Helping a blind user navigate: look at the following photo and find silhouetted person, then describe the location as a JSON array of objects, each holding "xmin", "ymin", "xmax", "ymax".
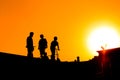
[
  {"xmin": 50, "ymin": 36, "xmax": 60, "ymax": 61},
  {"xmin": 26, "ymin": 32, "xmax": 34, "ymax": 59},
  {"xmin": 38, "ymin": 34, "xmax": 47, "ymax": 59}
]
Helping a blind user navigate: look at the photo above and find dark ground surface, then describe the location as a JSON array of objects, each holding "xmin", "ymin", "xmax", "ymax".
[{"xmin": 0, "ymin": 52, "xmax": 119, "ymax": 80}]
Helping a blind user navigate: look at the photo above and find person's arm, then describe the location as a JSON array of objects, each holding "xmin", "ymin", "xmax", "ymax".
[
  {"xmin": 57, "ymin": 43, "xmax": 60, "ymax": 50},
  {"xmin": 38, "ymin": 40, "xmax": 40, "ymax": 49},
  {"xmin": 45, "ymin": 39, "xmax": 48, "ymax": 48}
]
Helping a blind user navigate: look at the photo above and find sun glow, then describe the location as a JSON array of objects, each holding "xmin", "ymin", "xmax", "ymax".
[{"xmin": 87, "ymin": 25, "xmax": 120, "ymax": 56}]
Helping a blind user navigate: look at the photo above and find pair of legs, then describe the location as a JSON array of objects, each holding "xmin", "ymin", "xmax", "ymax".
[
  {"xmin": 27, "ymin": 48, "xmax": 34, "ymax": 63},
  {"xmin": 39, "ymin": 48, "xmax": 46, "ymax": 59},
  {"xmin": 51, "ymin": 49, "xmax": 55, "ymax": 61},
  {"xmin": 27, "ymin": 48, "xmax": 33, "ymax": 59}
]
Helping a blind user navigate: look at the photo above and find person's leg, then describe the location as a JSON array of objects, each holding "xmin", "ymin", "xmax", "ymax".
[
  {"xmin": 43, "ymin": 48, "xmax": 46, "ymax": 57},
  {"xmin": 27, "ymin": 48, "xmax": 33, "ymax": 58},
  {"xmin": 51, "ymin": 49, "xmax": 55, "ymax": 61},
  {"xmin": 27, "ymin": 48, "xmax": 33, "ymax": 63},
  {"xmin": 39, "ymin": 50, "xmax": 42, "ymax": 58},
  {"xmin": 40, "ymin": 49, "xmax": 45, "ymax": 59}
]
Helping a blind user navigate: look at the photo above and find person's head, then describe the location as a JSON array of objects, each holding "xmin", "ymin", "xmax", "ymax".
[
  {"xmin": 30, "ymin": 32, "xmax": 34, "ymax": 37},
  {"xmin": 40, "ymin": 34, "xmax": 44, "ymax": 39},
  {"xmin": 54, "ymin": 36, "xmax": 57, "ymax": 41}
]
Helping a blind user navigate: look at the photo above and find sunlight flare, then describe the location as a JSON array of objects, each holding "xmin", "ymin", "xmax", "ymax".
[{"xmin": 87, "ymin": 25, "xmax": 120, "ymax": 56}]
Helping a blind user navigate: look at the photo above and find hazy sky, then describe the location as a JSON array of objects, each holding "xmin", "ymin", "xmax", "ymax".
[{"xmin": 0, "ymin": 0, "xmax": 120, "ymax": 61}]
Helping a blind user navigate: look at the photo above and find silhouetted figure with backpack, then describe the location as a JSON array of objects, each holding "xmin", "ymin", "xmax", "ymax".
[
  {"xmin": 38, "ymin": 34, "xmax": 48, "ymax": 59},
  {"xmin": 26, "ymin": 32, "xmax": 34, "ymax": 59},
  {"xmin": 50, "ymin": 36, "xmax": 60, "ymax": 61}
]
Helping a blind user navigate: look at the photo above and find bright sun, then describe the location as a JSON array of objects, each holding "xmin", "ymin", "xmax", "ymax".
[{"xmin": 87, "ymin": 25, "xmax": 120, "ymax": 56}]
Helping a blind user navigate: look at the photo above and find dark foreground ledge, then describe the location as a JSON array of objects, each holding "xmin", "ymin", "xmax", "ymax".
[{"xmin": 0, "ymin": 52, "xmax": 119, "ymax": 79}]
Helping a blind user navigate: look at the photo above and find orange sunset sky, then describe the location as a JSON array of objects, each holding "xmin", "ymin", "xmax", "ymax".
[{"xmin": 1, "ymin": 0, "xmax": 120, "ymax": 61}]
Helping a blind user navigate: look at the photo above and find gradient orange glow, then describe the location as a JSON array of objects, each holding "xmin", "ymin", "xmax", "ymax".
[{"xmin": 0, "ymin": 0, "xmax": 120, "ymax": 61}]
